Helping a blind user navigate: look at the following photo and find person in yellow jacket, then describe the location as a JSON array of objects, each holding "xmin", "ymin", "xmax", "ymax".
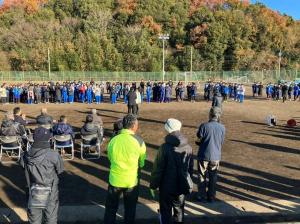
[{"xmin": 104, "ymin": 114, "xmax": 146, "ymax": 224}]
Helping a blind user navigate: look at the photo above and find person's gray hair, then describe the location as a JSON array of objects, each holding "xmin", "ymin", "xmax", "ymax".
[
  {"xmin": 209, "ymin": 107, "xmax": 222, "ymax": 122},
  {"xmin": 123, "ymin": 114, "xmax": 138, "ymax": 129}
]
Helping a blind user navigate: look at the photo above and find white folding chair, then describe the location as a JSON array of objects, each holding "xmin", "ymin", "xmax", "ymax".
[
  {"xmin": 53, "ymin": 135, "xmax": 74, "ymax": 160},
  {"xmin": 80, "ymin": 134, "xmax": 101, "ymax": 160},
  {"xmin": 0, "ymin": 136, "xmax": 22, "ymax": 163}
]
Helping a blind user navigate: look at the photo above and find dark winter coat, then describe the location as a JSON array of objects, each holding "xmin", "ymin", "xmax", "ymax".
[
  {"xmin": 20, "ymin": 146, "xmax": 64, "ymax": 187},
  {"xmin": 150, "ymin": 131, "xmax": 193, "ymax": 195},
  {"xmin": 127, "ymin": 91, "xmax": 137, "ymax": 106},
  {"xmin": 80, "ymin": 122, "xmax": 103, "ymax": 142}
]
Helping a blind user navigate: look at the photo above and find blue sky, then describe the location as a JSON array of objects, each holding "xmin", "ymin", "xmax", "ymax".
[
  {"xmin": 0, "ymin": 0, "xmax": 3, "ymax": 6},
  {"xmin": 251, "ymin": 0, "xmax": 300, "ymax": 20}
]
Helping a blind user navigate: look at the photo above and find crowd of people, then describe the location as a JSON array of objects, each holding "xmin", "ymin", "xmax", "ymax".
[
  {"xmin": 0, "ymin": 80, "xmax": 198, "ymax": 105},
  {"xmin": 204, "ymin": 81, "xmax": 246, "ymax": 103},
  {"xmin": 1, "ymin": 79, "xmax": 300, "ymax": 108},
  {"xmin": 264, "ymin": 82, "xmax": 300, "ymax": 102},
  {"xmin": 0, "ymin": 103, "xmax": 225, "ymax": 224}
]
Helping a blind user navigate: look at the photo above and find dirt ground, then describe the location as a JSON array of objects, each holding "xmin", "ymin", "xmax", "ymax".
[{"xmin": 0, "ymin": 92, "xmax": 300, "ymax": 209}]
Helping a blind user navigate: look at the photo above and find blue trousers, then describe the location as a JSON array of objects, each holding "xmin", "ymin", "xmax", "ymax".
[
  {"xmin": 87, "ymin": 95, "xmax": 92, "ymax": 104},
  {"xmin": 96, "ymin": 96, "xmax": 101, "ymax": 104},
  {"xmin": 146, "ymin": 94, "xmax": 151, "ymax": 103},
  {"xmin": 239, "ymin": 94, "xmax": 244, "ymax": 103},
  {"xmin": 112, "ymin": 94, "xmax": 117, "ymax": 104},
  {"xmin": 69, "ymin": 95, "xmax": 74, "ymax": 103},
  {"xmin": 160, "ymin": 93, "xmax": 165, "ymax": 103},
  {"xmin": 63, "ymin": 94, "xmax": 68, "ymax": 103},
  {"xmin": 80, "ymin": 93, "xmax": 85, "ymax": 103}
]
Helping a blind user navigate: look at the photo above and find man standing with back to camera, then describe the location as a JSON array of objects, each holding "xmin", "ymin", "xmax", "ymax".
[
  {"xmin": 20, "ymin": 125, "xmax": 64, "ymax": 224},
  {"xmin": 104, "ymin": 114, "xmax": 146, "ymax": 224},
  {"xmin": 196, "ymin": 107, "xmax": 225, "ymax": 203},
  {"xmin": 150, "ymin": 118, "xmax": 193, "ymax": 224},
  {"xmin": 127, "ymin": 87, "xmax": 137, "ymax": 115}
]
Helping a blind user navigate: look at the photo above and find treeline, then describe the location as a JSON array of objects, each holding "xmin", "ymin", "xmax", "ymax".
[{"xmin": 0, "ymin": 0, "xmax": 299, "ymax": 72}]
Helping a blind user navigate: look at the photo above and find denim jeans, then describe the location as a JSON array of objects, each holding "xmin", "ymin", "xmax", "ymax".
[
  {"xmin": 104, "ymin": 185, "xmax": 139, "ymax": 224},
  {"xmin": 197, "ymin": 160, "xmax": 219, "ymax": 200}
]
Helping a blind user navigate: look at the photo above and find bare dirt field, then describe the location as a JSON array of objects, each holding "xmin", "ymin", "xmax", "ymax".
[{"xmin": 0, "ymin": 94, "xmax": 300, "ymax": 209}]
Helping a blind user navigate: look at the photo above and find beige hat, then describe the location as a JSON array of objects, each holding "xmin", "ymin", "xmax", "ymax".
[{"xmin": 165, "ymin": 118, "xmax": 182, "ymax": 133}]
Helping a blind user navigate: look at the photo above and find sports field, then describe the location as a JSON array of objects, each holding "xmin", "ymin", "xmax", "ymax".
[{"xmin": 0, "ymin": 93, "xmax": 299, "ymax": 210}]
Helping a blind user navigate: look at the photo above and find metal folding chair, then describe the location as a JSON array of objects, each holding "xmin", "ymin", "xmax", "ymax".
[
  {"xmin": 53, "ymin": 135, "xmax": 74, "ymax": 160},
  {"xmin": 0, "ymin": 136, "xmax": 22, "ymax": 163},
  {"xmin": 80, "ymin": 134, "xmax": 101, "ymax": 160}
]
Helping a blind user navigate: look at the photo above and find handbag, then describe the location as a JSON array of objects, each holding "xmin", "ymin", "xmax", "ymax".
[
  {"xmin": 24, "ymin": 163, "xmax": 52, "ymax": 209},
  {"xmin": 172, "ymin": 151, "xmax": 193, "ymax": 195}
]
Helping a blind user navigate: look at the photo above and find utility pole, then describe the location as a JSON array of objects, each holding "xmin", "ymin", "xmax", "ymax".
[
  {"xmin": 159, "ymin": 34, "xmax": 169, "ymax": 82},
  {"xmin": 190, "ymin": 45, "xmax": 193, "ymax": 76},
  {"xmin": 278, "ymin": 49, "xmax": 282, "ymax": 78},
  {"xmin": 48, "ymin": 48, "xmax": 51, "ymax": 79}
]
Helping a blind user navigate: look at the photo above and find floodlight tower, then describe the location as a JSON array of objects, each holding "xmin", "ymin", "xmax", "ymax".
[{"xmin": 159, "ymin": 34, "xmax": 170, "ymax": 82}]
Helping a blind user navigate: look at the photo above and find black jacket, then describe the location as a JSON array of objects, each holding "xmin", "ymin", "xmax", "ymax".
[
  {"xmin": 127, "ymin": 91, "xmax": 137, "ymax": 106},
  {"xmin": 20, "ymin": 146, "xmax": 64, "ymax": 187},
  {"xmin": 0, "ymin": 119, "xmax": 26, "ymax": 137},
  {"xmin": 14, "ymin": 115, "xmax": 27, "ymax": 126},
  {"xmin": 36, "ymin": 114, "xmax": 53, "ymax": 126},
  {"xmin": 80, "ymin": 122, "xmax": 103, "ymax": 139},
  {"xmin": 150, "ymin": 131, "xmax": 193, "ymax": 194}
]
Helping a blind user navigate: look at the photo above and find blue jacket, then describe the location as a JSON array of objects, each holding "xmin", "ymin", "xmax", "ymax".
[
  {"xmin": 197, "ymin": 121, "xmax": 225, "ymax": 161},
  {"xmin": 53, "ymin": 122, "xmax": 74, "ymax": 145}
]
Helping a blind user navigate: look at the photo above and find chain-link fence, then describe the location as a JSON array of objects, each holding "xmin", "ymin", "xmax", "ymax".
[{"xmin": 0, "ymin": 70, "xmax": 299, "ymax": 83}]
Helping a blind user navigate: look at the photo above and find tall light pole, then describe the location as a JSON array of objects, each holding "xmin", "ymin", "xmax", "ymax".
[
  {"xmin": 48, "ymin": 48, "xmax": 51, "ymax": 79},
  {"xmin": 159, "ymin": 34, "xmax": 169, "ymax": 82},
  {"xmin": 278, "ymin": 49, "xmax": 282, "ymax": 77},
  {"xmin": 190, "ymin": 45, "xmax": 193, "ymax": 75}
]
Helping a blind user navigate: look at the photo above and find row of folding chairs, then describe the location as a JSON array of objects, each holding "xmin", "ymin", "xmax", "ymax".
[
  {"xmin": 0, "ymin": 134, "xmax": 102, "ymax": 163},
  {"xmin": 53, "ymin": 134, "xmax": 101, "ymax": 160},
  {"xmin": 0, "ymin": 136, "xmax": 23, "ymax": 163}
]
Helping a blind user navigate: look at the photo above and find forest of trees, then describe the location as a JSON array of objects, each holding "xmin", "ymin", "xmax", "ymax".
[{"xmin": 0, "ymin": 0, "xmax": 299, "ymax": 72}]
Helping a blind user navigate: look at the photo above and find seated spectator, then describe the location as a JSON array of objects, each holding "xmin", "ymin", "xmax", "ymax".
[
  {"xmin": 13, "ymin": 107, "xmax": 27, "ymax": 127},
  {"xmin": 52, "ymin": 115, "xmax": 74, "ymax": 145},
  {"xmin": 36, "ymin": 108, "xmax": 54, "ymax": 127},
  {"xmin": 112, "ymin": 119, "xmax": 123, "ymax": 137},
  {"xmin": 81, "ymin": 115, "xmax": 103, "ymax": 145},
  {"xmin": 0, "ymin": 111, "xmax": 26, "ymax": 146}
]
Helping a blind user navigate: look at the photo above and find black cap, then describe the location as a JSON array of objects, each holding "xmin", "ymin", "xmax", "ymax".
[{"xmin": 32, "ymin": 127, "xmax": 52, "ymax": 148}]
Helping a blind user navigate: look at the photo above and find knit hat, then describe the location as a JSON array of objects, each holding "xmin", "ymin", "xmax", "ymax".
[{"xmin": 164, "ymin": 118, "xmax": 182, "ymax": 133}]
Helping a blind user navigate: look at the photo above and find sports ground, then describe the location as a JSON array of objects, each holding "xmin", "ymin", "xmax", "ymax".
[{"xmin": 0, "ymin": 89, "xmax": 299, "ymax": 223}]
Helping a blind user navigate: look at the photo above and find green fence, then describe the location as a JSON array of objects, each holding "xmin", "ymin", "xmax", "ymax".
[{"xmin": 0, "ymin": 70, "xmax": 299, "ymax": 83}]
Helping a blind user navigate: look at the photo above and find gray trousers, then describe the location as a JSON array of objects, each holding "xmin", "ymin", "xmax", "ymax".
[
  {"xmin": 197, "ymin": 160, "xmax": 219, "ymax": 200},
  {"xmin": 28, "ymin": 185, "xmax": 59, "ymax": 224},
  {"xmin": 159, "ymin": 193, "xmax": 185, "ymax": 224}
]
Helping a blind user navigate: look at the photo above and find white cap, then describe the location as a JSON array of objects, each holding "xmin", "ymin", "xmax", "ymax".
[{"xmin": 164, "ymin": 118, "xmax": 182, "ymax": 133}]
